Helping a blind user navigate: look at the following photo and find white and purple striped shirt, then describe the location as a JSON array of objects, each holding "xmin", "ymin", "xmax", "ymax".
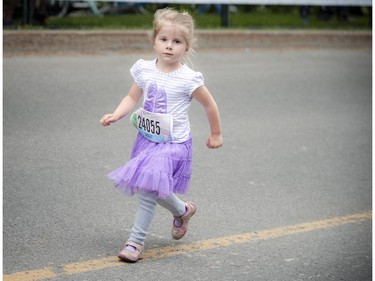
[{"xmin": 130, "ymin": 59, "xmax": 204, "ymax": 143}]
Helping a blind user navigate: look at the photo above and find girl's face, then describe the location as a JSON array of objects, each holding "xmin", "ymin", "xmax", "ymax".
[{"xmin": 154, "ymin": 22, "xmax": 189, "ymax": 71}]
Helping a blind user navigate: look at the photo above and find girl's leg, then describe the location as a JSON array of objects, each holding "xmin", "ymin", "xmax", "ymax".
[
  {"xmin": 128, "ymin": 191, "xmax": 158, "ymax": 245},
  {"xmin": 156, "ymin": 193, "xmax": 186, "ymax": 218},
  {"xmin": 157, "ymin": 193, "xmax": 197, "ymax": 240}
]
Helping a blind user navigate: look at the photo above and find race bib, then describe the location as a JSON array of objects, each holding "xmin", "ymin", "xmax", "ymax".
[{"xmin": 130, "ymin": 108, "xmax": 174, "ymax": 142}]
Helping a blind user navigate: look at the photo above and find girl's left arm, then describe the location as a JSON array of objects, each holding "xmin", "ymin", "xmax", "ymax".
[
  {"xmin": 192, "ymin": 86, "xmax": 223, "ymax": 149},
  {"xmin": 100, "ymin": 82, "xmax": 142, "ymax": 126}
]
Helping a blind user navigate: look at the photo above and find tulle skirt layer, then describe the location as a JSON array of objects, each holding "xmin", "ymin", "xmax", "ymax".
[{"xmin": 108, "ymin": 133, "xmax": 192, "ymax": 199}]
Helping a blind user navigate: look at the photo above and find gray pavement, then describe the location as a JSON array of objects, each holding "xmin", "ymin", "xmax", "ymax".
[
  {"xmin": 3, "ymin": 30, "xmax": 371, "ymax": 55},
  {"xmin": 3, "ymin": 48, "xmax": 372, "ymax": 280}
]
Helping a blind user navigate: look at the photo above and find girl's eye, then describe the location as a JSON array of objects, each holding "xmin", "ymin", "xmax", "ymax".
[{"xmin": 175, "ymin": 40, "xmax": 181, "ymax": 44}]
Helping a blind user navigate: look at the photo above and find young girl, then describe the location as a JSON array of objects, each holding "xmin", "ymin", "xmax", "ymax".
[{"xmin": 100, "ymin": 7, "xmax": 222, "ymax": 263}]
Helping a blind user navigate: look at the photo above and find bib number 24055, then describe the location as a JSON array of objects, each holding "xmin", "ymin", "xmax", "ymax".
[
  {"xmin": 130, "ymin": 108, "xmax": 174, "ymax": 143},
  {"xmin": 137, "ymin": 115, "xmax": 160, "ymax": 135}
]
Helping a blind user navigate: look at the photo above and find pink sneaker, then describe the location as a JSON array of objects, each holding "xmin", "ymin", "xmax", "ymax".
[
  {"xmin": 118, "ymin": 241, "xmax": 144, "ymax": 263},
  {"xmin": 172, "ymin": 202, "xmax": 197, "ymax": 240}
]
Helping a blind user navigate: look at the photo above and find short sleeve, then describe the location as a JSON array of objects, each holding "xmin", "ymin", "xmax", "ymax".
[
  {"xmin": 188, "ymin": 71, "xmax": 204, "ymax": 97},
  {"xmin": 130, "ymin": 59, "xmax": 144, "ymax": 88}
]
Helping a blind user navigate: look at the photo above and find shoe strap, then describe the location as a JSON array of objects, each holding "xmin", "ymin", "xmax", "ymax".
[{"xmin": 126, "ymin": 241, "xmax": 143, "ymax": 251}]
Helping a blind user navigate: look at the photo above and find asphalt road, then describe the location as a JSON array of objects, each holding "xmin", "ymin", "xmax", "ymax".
[{"xmin": 3, "ymin": 48, "xmax": 372, "ymax": 281}]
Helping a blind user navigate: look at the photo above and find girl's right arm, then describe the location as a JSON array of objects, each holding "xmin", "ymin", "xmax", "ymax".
[{"xmin": 100, "ymin": 82, "xmax": 143, "ymax": 126}]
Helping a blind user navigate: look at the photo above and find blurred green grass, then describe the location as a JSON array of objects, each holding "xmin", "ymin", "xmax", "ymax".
[{"xmin": 15, "ymin": 4, "xmax": 373, "ymax": 30}]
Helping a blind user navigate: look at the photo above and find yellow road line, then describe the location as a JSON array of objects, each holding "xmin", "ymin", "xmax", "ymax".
[
  {"xmin": 3, "ymin": 268, "xmax": 57, "ymax": 281},
  {"xmin": 4, "ymin": 210, "xmax": 372, "ymax": 281}
]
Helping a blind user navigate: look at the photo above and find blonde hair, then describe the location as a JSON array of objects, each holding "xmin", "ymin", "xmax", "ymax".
[{"xmin": 151, "ymin": 8, "xmax": 197, "ymax": 64}]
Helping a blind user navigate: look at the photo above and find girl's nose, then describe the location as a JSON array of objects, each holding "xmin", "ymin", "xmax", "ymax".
[{"xmin": 166, "ymin": 41, "xmax": 172, "ymax": 49}]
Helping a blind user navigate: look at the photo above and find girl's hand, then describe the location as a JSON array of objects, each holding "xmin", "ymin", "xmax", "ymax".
[
  {"xmin": 206, "ymin": 134, "xmax": 223, "ymax": 149},
  {"xmin": 100, "ymin": 114, "xmax": 118, "ymax": 126}
]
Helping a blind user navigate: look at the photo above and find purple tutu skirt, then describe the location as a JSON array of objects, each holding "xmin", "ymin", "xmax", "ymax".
[{"xmin": 108, "ymin": 133, "xmax": 193, "ymax": 199}]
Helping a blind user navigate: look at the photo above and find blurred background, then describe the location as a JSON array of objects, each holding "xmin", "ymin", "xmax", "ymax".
[{"xmin": 3, "ymin": 0, "xmax": 372, "ymax": 29}]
